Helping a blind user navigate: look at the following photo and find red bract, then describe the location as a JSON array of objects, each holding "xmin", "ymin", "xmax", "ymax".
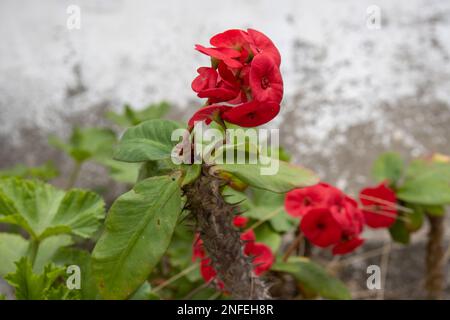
[
  {"xmin": 233, "ymin": 216, "xmax": 249, "ymax": 228},
  {"xmin": 300, "ymin": 208, "xmax": 342, "ymax": 247},
  {"xmin": 222, "ymin": 100, "xmax": 280, "ymax": 127},
  {"xmin": 286, "ymin": 183, "xmax": 366, "ymax": 255},
  {"xmin": 188, "ymin": 104, "xmax": 232, "ymax": 128},
  {"xmin": 332, "ymin": 237, "xmax": 364, "ymax": 255},
  {"xmin": 191, "ymin": 67, "xmax": 218, "ymax": 93},
  {"xmin": 195, "ymin": 44, "xmax": 243, "ymax": 68},
  {"xmin": 246, "ymin": 29, "xmax": 281, "ymax": 67},
  {"xmin": 210, "ymin": 29, "xmax": 250, "ymax": 51},
  {"xmin": 244, "ymin": 242, "xmax": 274, "ymax": 275},
  {"xmin": 190, "ymin": 28, "xmax": 283, "ymax": 127},
  {"xmin": 285, "ymin": 183, "xmax": 343, "ymax": 217},
  {"xmin": 359, "ymin": 182, "xmax": 398, "ymax": 228},
  {"xmin": 249, "ymin": 54, "xmax": 283, "ymax": 104},
  {"xmin": 331, "ymin": 196, "xmax": 364, "ymax": 236}
]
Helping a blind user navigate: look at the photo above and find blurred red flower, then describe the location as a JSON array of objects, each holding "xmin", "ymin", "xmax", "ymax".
[{"xmin": 359, "ymin": 182, "xmax": 398, "ymax": 228}]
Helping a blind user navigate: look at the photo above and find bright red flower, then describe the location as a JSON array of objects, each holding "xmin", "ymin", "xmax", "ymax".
[
  {"xmin": 249, "ymin": 54, "xmax": 283, "ymax": 104},
  {"xmin": 191, "ymin": 29, "xmax": 283, "ymax": 128},
  {"xmin": 285, "ymin": 183, "xmax": 344, "ymax": 217},
  {"xmin": 241, "ymin": 229, "xmax": 256, "ymax": 245},
  {"xmin": 331, "ymin": 196, "xmax": 364, "ymax": 236},
  {"xmin": 332, "ymin": 237, "xmax": 364, "ymax": 255},
  {"xmin": 188, "ymin": 104, "xmax": 232, "ymax": 127},
  {"xmin": 233, "ymin": 216, "xmax": 249, "ymax": 228},
  {"xmin": 222, "ymin": 100, "xmax": 280, "ymax": 127},
  {"xmin": 244, "ymin": 242, "xmax": 274, "ymax": 275},
  {"xmin": 191, "ymin": 67, "xmax": 218, "ymax": 93},
  {"xmin": 246, "ymin": 29, "xmax": 281, "ymax": 66},
  {"xmin": 195, "ymin": 44, "xmax": 243, "ymax": 68},
  {"xmin": 210, "ymin": 29, "xmax": 250, "ymax": 51},
  {"xmin": 359, "ymin": 182, "xmax": 398, "ymax": 228},
  {"xmin": 300, "ymin": 208, "xmax": 343, "ymax": 247},
  {"xmin": 197, "ymin": 87, "xmax": 239, "ymax": 102}
]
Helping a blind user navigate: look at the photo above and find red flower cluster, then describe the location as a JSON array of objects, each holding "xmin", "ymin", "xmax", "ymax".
[
  {"xmin": 285, "ymin": 183, "xmax": 365, "ymax": 255},
  {"xmin": 192, "ymin": 216, "xmax": 274, "ymax": 288},
  {"xmin": 359, "ymin": 181, "xmax": 398, "ymax": 228},
  {"xmin": 189, "ymin": 29, "xmax": 283, "ymax": 128}
]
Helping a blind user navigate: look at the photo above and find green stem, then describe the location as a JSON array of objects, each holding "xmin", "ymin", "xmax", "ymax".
[
  {"xmin": 28, "ymin": 238, "xmax": 40, "ymax": 267},
  {"xmin": 66, "ymin": 161, "xmax": 83, "ymax": 189}
]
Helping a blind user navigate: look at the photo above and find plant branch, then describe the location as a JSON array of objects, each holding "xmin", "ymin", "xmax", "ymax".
[
  {"xmin": 184, "ymin": 166, "xmax": 271, "ymax": 299},
  {"xmin": 425, "ymin": 214, "xmax": 445, "ymax": 300}
]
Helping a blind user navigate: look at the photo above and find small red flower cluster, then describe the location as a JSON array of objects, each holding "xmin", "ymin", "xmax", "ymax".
[
  {"xmin": 285, "ymin": 183, "xmax": 365, "ymax": 255},
  {"xmin": 285, "ymin": 181, "xmax": 399, "ymax": 255},
  {"xmin": 192, "ymin": 216, "xmax": 274, "ymax": 288},
  {"xmin": 359, "ymin": 181, "xmax": 398, "ymax": 228},
  {"xmin": 189, "ymin": 29, "xmax": 283, "ymax": 128}
]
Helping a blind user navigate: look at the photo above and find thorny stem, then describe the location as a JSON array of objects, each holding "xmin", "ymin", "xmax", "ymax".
[
  {"xmin": 184, "ymin": 166, "xmax": 271, "ymax": 299},
  {"xmin": 425, "ymin": 214, "xmax": 445, "ymax": 300}
]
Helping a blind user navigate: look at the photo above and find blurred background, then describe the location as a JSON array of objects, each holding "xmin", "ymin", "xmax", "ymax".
[{"xmin": 0, "ymin": 0, "xmax": 449, "ymax": 298}]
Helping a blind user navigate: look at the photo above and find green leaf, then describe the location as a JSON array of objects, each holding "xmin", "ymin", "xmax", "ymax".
[
  {"xmin": 404, "ymin": 205, "xmax": 425, "ymax": 232},
  {"xmin": 222, "ymin": 187, "xmax": 296, "ymax": 232},
  {"xmin": 0, "ymin": 233, "xmax": 28, "ymax": 276},
  {"xmin": 372, "ymin": 152, "xmax": 404, "ymax": 184},
  {"xmin": 181, "ymin": 164, "xmax": 201, "ymax": 186},
  {"xmin": 0, "ymin": 233, "xmax": 72, "ymax": 276},
  {"xmin": 50, "ymin": 128, "xmax": 117, "ymax": 163},
  {"xmin": 92, "ymin": 175, "xmax": 182, "ymax": 299},
  {"xmin": 424, "ymin": 205, "xmax": 445, "ymax": 217},
  {"xmin": 254, "ymin": 224, "xmax": 281, "ymax": 252},
  {"xmin": 34, "ymin": 235, "xmax": 73, "ymax": 273},
  {"xmin": 0, "ymin": 178, "xmax": 105, "ymax": 240},
  {"xmin": 114, "ymin": 119, "xmax": 182, "ymax": 162},
  {"xmin": 213, "ymin": 159, "xmax": 318, "ymax": 193},
  {"xmin": 0, "ymin": 161, "xmax": 59, "ymax": 181},
  {"xmin": 95, "ymin": 158, "xmax": 140, "ymax": 184},
  {"xmin": 397, "ymin": 160, "xmax": 450, "ymax": 205},
  {"xmin": 137, "ymin": 160, "xmax": 178, "ymax": 182},
  {"xmin": 129, "ymin": 282, "xmax": 159, "ymax": 300},
  {"xmin": 52, "ymin": 248, "xmax": 99, "ymax": 300},
  {"xmin": 272, "ymin": 257, "xmax": 351, "ymax": 300},
  {"xmin": 106, "ymin": 102, "xmax": 171, "ymax": 127},
  {"xmin": 5, "ymin": 257, "xmax": 74, "ymax": 300},
  {"xmin": 389, "ymin": 219, "xmax": 410, "ymax": 244}
]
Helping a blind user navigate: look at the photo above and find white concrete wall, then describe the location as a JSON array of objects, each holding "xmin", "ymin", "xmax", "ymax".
[{"xmin": 1, "ymin": 0, "xmax": 449, "ymax": 188}]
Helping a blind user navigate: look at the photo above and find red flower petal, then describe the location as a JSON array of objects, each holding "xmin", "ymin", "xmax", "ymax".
[
  {"xmin": 218, "ymin": 62, "xmax": 239, "ymax": 88},
  {"xmin": 284, "ymin": 183, "xmax": 344, "ymax": 218},
  {"xmin": 332, "ymin": 237, "xmax": 364, "ymax": 255},
  {"xmin": 359, "ymin": 182, "xmax": 398, "ymax": 228},
  {"xmin": 200, "ymin": 258, "xmax": 218, "ymax": 283},
  {"xmin": 246, "ymin": 29, "xmax": 281, "ymax": 66},
  {"xmin": 188, "ymin": 104, "xmax": 232, "ymax": 127},
  {"xmin": 300, "ymin": 208, "xmax": 342, "ymax": 247},
  {"xmin": 222, "ymin": 101, "xmax": 280, "ymax": 127},
  {"xmin": 210, "ymin": 29, "xmax": 249, "ymax": 50},
  {"xmin": 330, "ymin": 196, "xmax": 364, "ymax": 236},
  {"xmin": 191, "ymin": 67, "xmax": 218, "ymax": 93},
  {"xmin": 249, "ymin": 54, "xmax": 283, "ymax": 104},
  {"xmin": 198, "ymin": 87, "xmax": 239, "ymax": 102},
  {"xmin": 195, "ymin": 44, "xmax": 243, "ymax": 68},
  {"xmin": 245, "ymin": 243, "xmax": 274, "ymax": 275},
  {"xmin": 233, "ymin": 216, "xmax": 249, "ymax": 228}
]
